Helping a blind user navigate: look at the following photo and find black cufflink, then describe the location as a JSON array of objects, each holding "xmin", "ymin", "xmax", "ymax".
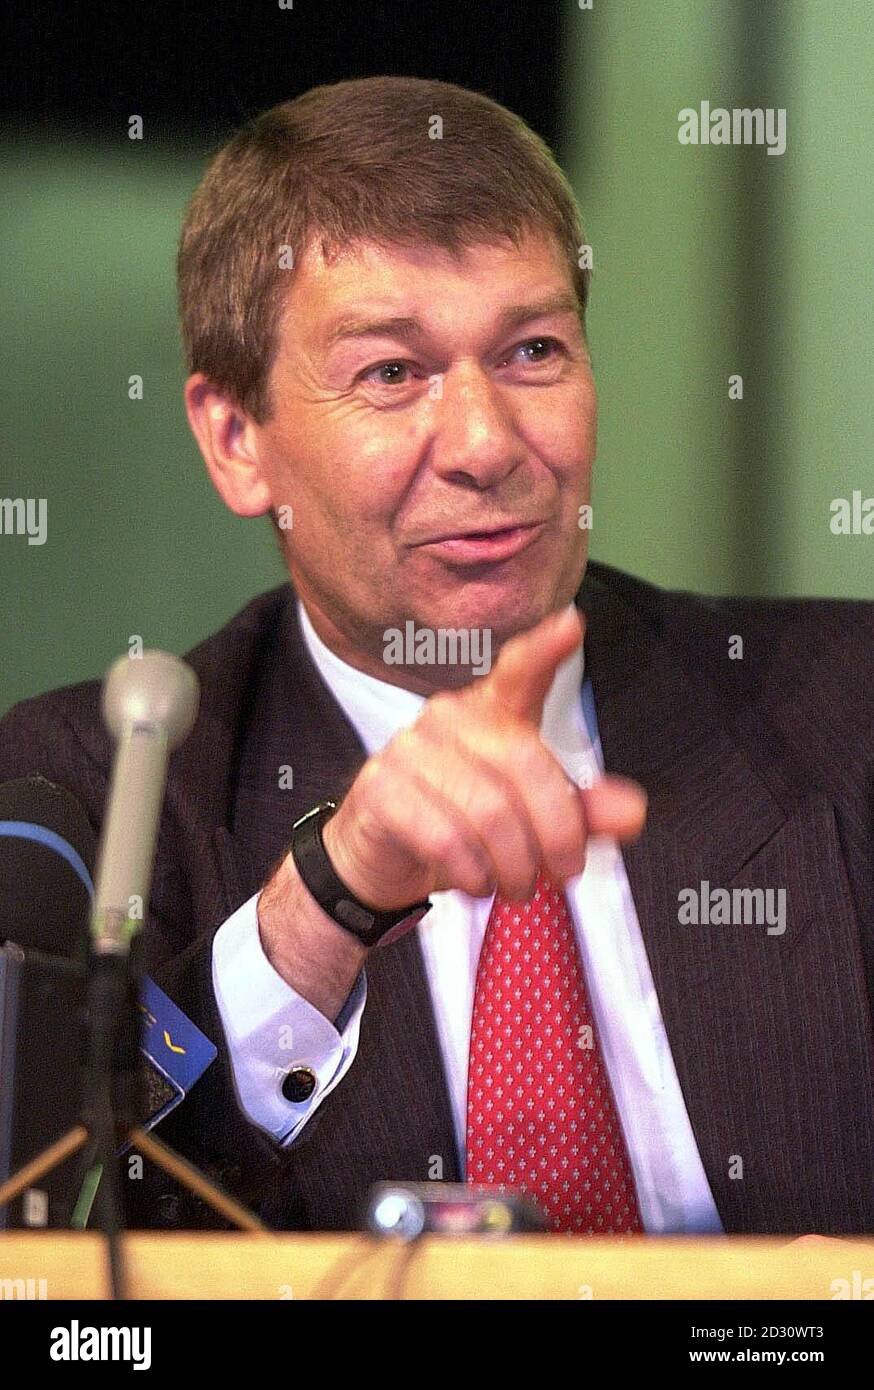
[{"xmin": 281, "ymin": 1066, "xmax": 318, "ymax": 1103}]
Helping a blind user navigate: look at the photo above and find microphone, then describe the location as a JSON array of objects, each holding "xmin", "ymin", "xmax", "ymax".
[{"xmin": 92, "ymin": 651, "xmax": 199, "ymax": 954}]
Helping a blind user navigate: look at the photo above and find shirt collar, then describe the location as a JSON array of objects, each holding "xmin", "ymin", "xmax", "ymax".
[{"xmin": 297, "ymin": 597, "xmax": 588, "ymax": 765}]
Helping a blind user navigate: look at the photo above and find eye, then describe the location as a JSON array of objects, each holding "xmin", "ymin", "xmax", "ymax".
[
  {"xmin": 507, "ymin": 336, "xmax": 564, "ymax": 368},
  {"xmin": 360, "ymin": 360, "xmax": 414, "ymax": 387},
  {"xmin": 357, "ymin": 337, "xmax": 567, "ymax": 393}
]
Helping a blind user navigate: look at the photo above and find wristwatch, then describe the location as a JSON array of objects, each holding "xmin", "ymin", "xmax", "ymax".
[{"xmin": 289, "ymin": 799, "xmax": 432, "ymax": 947}]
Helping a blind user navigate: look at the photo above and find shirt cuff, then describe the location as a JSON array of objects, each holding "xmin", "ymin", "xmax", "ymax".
[{"xmin": 212, "ymin": 891, "xmax": 367, "ymax": 1144}]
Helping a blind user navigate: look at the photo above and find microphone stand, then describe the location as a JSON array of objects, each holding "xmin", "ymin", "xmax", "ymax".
[
  {"xmin": 0, "ymin": 929, "xmax": 267, "ymax": 1300},
  {"xmin": 0, "ymin": 654, "xmax": 268, "ymax": 1298}
]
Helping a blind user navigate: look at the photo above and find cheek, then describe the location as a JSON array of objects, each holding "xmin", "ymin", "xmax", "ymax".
[
  {"xmin": 286, "ymin": 414, "xmax": 413, "ymax": 529},
  {"xmin": 570, "ymin": 379, "xmax": 598, "ymax": 448},
  {"xmin": 522, "ymin": 379, "xmax": 597, "ymax": 465},
  {"xmin": 342, "ymin": 422, "xmax": 422, "ymax": 522}
]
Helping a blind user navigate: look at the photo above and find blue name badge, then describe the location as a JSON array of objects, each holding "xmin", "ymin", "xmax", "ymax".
[{"xmin": 138, "ymin": 976, "xmax": 217, "ymax": 1129}]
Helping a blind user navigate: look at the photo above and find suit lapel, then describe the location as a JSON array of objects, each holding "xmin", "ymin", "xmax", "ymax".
[{"xmin": 579, "ymin": 568, "xmax": 874, "ymax": 1232}]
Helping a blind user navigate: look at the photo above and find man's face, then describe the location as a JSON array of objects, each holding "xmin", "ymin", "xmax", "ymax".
[{"xmin": 251, "ymin": 228, "xmax": 597, "ymax": 684}]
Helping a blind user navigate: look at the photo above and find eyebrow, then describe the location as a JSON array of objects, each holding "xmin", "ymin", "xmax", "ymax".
[{"xmin": 322, "ymin": 290, "xmax": 582, "ymax": 352}]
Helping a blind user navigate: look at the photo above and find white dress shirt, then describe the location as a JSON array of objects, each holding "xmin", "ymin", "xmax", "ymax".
[{"xmin": 212, "ymin": 599, "xmax": 724, "ymax": 1234}]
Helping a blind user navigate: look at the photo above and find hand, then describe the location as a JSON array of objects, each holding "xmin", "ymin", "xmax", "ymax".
[{"xmin": 322, "ymin": 605, "xmax": 647, "ymax": 914}]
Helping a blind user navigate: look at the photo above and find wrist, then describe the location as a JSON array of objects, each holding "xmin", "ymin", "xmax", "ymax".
[
  {"xmin": 258, "ymin": 851, "xmax": 368, "ymax": 1021},
  {"xmin": 321, "ymin": 809, "xmax": 385, "ymax": 909},
  {"xmin": 293, "ymin": 800, "xmax": 430, "ymax": 947}
]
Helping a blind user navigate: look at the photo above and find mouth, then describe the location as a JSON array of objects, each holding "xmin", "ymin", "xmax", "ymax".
[{"xmin": 415, "ymin": 520, "xmax": 547, "ymax": 565}]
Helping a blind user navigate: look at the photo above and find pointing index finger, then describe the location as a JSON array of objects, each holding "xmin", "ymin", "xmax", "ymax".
[{"xmin": 478, "ymin": 605, "xmax": 585, "ymax": 724}]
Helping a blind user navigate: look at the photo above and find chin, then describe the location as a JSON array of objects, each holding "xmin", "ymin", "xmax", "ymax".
[{"xmin": 415, "ymin": 576, "xmax": 559, "ymax": 641}]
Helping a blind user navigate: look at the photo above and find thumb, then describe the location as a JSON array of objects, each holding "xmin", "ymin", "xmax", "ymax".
[{"xmin": 480, "ymin": 604, "xmax": 585, "ymax": 724}]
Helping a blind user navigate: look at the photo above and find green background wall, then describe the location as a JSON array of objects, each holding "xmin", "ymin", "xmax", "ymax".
[
  {"xmin": 2, "ymin": 0, "xmax": 873, "ymax": 716},
  {"xmin": 1, "ymin": 139, "xmax": 282, "ymax": 716},
  {"xmin": 561, "ymin": 0, "xmax": 874, "ymax": 601}
]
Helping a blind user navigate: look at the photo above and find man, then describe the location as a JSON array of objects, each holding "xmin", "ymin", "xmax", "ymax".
[{"xmin": 2, "ymin": 76, "xmax": 873, "ymax": 1234}]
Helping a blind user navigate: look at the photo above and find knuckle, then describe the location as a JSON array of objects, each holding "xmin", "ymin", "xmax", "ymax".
[
  {"xmin": 503, "ymin": 867, "xmax": 538, "ymax": 901},
  {"xmin": 466, "ymin": 848, "xmax": 495, "ymax": 894},
  {"xmin": 356, "ymin": 754, "xmax": 394, "ymax": 810},
  {"xmin": 384, "ymin": 727, "xmax": 421, "ymax": 765},
  {"xmin": 424, "ymin": 820, "xmax": 461, "ymax": 863},
  {"xmin": 469, "ymin": 867, "xmax": 497, "ymax": 897},
  {"xmin": 468, "ymin": 784, "xmax": 513, "ymax": 839},
  {"xmin": 548, "ymin": 815, "xmax": 585, "ymax": 860},
  {"xmin": 421, "ymin": 691, "xmax": 458, "ymax": 726},
  {"xmin": 545, "ymin": 808, "xmax": 586, "ymax": 860},
  {"xmin": 357, "ymin": 754, "xmax": 384, "ymax": 792},
  {"xmin": 514, "ymin": 732, "xmax": 547, "ymax": 776}
]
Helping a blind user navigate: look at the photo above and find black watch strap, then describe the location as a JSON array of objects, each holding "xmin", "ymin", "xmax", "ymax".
[{"xmin": 290, "ymin": 800, "xmax": 432, "ymax": 947}]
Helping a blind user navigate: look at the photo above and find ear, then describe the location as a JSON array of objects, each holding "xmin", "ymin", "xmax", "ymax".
[{"xmin": 184, "ymin": 374, "xmax": 273, "ymax": 517}]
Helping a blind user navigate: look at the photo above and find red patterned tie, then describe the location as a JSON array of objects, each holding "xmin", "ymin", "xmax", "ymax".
[{"xmin": 466, "ymin": 869, "xmax": 643, "ymax": 1233}]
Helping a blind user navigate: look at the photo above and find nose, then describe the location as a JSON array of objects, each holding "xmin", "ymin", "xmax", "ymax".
[{"xmin": 429, "ymin": 362, "xmax": 524, "ymax": 488}]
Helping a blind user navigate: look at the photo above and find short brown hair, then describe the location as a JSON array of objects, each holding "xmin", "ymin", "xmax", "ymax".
[{"xmin": 177, "ymin": 75, "xmax": 591, "ymax": 425}]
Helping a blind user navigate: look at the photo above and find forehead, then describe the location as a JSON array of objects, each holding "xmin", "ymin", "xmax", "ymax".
[{"xmin": 278, "ymin": 230, "xmax": 578, "ymax": 350}]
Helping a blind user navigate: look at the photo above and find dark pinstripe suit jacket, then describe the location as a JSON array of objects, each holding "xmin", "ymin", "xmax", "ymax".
[{"xmin": 2, "ymin": 561, "xmax": 873, "ymax": 1233}]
